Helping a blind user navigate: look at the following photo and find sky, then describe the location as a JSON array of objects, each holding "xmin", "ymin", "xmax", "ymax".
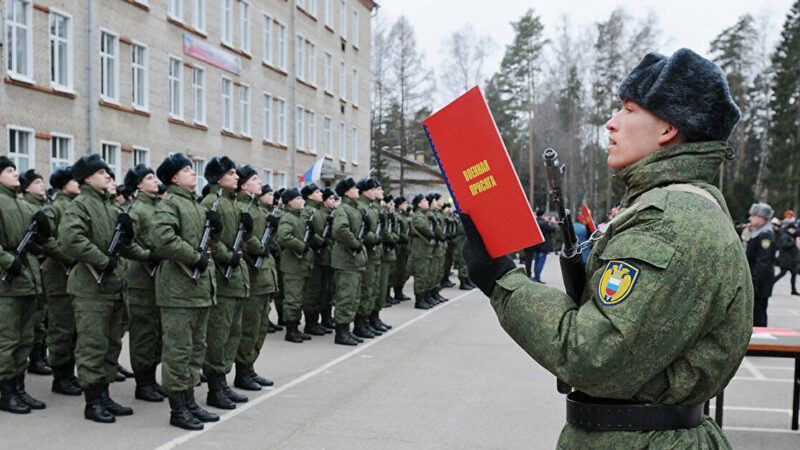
[{"xmin": 375, "ymin": 0, "xmax": 795, "ymax": 102}]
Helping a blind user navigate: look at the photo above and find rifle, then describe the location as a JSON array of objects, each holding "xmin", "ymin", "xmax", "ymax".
[
  {"xmin": 301, "ymin": 209, "xmax": 316, "ymax": 254},
  {"xmin": 2, "ymin": 192, "xmax": 56, "ymax": 285},
  {"xmin": 254, "ymin": 204, "xmax": 283, "ymax": 269},
  {"xmin": 543, "ymin": 148, "xmax": 584, "ymax": 395},
  {"xmin": 225, "ymin": 193, "xmax": 255, "ymax": 281},
  {"xmin": 95, "ymin": 190, "xmax": 139, "ymax": 286},
  {"xmin": 316, "ymin": 207, "xmax": 336, "ymax": 255},
  {"xmin": 192, "ymin": 188, "xmax": 223, "ymax": 284},
  {"xmin": 372, "ymin": 210, "xmax": 383, "ymax": 252},
  {"xmin": 427, "ymin": 215, "xmax": 437, "ymax": 246},
  {"xmin": 353, "ymin": 214, "xmax": 367, "ymax": 255}
]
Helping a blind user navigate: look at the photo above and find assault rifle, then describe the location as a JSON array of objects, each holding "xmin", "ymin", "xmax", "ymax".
[
  {"xmin": 301, "ymin": 209, "xmax": 316, "ymax": 254},
  {"xmin": 372, "ymin": 210, "xmax": 383, "ymax": 252},
  {"xmin": 225, "ymin": 193, "xmax": 255, "ymax": 281},
  {"xmin": 353, "ymin": 215, "xmax": 367, "ymax": 256},
  {"xmin": 427, "ymin": 215, "xmax": 437, "ymax": 246},
  {"xmin": 192, "ymin": 188, "xmax": 223, "ymax": 284},
  {"xmin": 316, "ymin": 207, "xmax": 337, "ymax": 255},
  {"xmin": 2, "ymin": 191, "xmax": 57, "ymax": 285},
  {"xmin": 96, "ymin": 190, "xmax": 139, "ymax": 286},
  {"xmin": 254, "ymin": 204, "xmax": 283, "ymax": 269}
]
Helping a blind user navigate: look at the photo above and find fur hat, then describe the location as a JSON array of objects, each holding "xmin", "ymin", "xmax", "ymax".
[
  {"xmin": 18, "ymin": 169, "xmax": 43, "ymax": 192},
  {"xmin": 236, "ymin": 164, "xmax": 258, "ymax": 188},
  {"xmin": 261, "ymin": 184, "xmax": 273, "ymax": 194},
  {"xmin": 50, "ymin": 166, "xmax": 74, "ymax": 190},
  {"xmin": 393, "ymin": 196, "xmax": 407, "ymax": 208},
  {"xmin": 158, "ymin": 183, "xmax": 166, "ymax": 195},
  {"xmin": 274, "ymin": 188, "xmax": 284, "ymax": 206},
  {"xmin": 124, "ymin": 163, "xmax": 154, "ymax": 193},
  {"xmin": 116, "ymin": 184, "xmax": 128, "ymax": 198},
  {"xmin": 749, "ymin": 202, "xmax": 774, "ymax": 220},
  {"xmin": 156, "ymin": 153, "xmax": 193, "ymax": 185},
  {"xmin": 204, "ymin": 156, "xmax": 236, "ymax": 184},
  {"xmin": 426, "ymin": 192, "xmax": 441, "ymax": 203},
  {"xmin": 383, "ymin": 193, "xmax": 393, "ymax": 203},
  {"xmin": 301, "ymin": 183, "xmax": 320, "ymax": 200},
  {"xmin": 281, "ymin": 187, "xmax": 301, "ymax": 203},
  {"xmin": 0, "ymin": 156, "xmax": 15, "ymax": 173},
  {"xmin": 412, "ymin": 194, "xmax": 426, "ymax": 208},
  {"xmin": 372, "ymin": 178, "xmax": 382, "ymax": 188},
  {"xmin": 618, "ymin": 48, "xmax": 741, "ymax": 142},
  {"xmin": 322, "ymin": 187, "xmax": 335, "ymax": 201},
  {"xmin": 73, "ymin": 154, "xmax": 110, "ymax": 184},
  {"xmin": 335, "ymin": 177, "xmax": 356, "ymax": 196},
  {"xmin": 356, "ymin": 178, "xmax": 376, "ymax": 192}
]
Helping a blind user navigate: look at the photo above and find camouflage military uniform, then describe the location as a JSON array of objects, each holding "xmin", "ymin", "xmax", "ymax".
[
  {"xmin": 356, "ymin": 196, "xmax": 382, "ymax": 316},
  {"xmin": 277, "ymin": 206, "xmax": 314, "ymax": 323},
  {"xmin": 488, "ymin": 143, "xmax": 752, "ymax": 448},
  {"xmin": 22, "ymin": 194, "xmax": 49, "ymax": 355},
  {"xmin": 391, "ymin": 209, "xmax": 411, "ymax": 297},
  {"xmin": 431, "ymin": 208, "xmax": 446, "ymax": 291},
  {"xmin": 408, "ymin": 209, "xmax": 435, "ymax": 296},
  {"xmin": 330, "ymin": 197, "xmax": 367, "ymax": 324},
  {"xmin": 301, "ymin": 199, "xmax": 328, "ymax": 322},
  {"xmin": 378, "ymin": 205, "xmax": 398, "ymax": 311},
  {"xmin": 452, "ymin": 215, "xmax": 468, "ymax": 282}
]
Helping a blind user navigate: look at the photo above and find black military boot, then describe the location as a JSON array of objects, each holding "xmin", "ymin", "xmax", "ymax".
[
  {"xmin": 14, "ymin": 374, "xmax": 45, "ymax": 410},
  {"xmin": 234, "ymin": 363, "xmax": 261, "ymax": 391},
  {"xmin": 0, "ymin": 378, "xmax": 30, "ymax": 414},
  {"xmin": 284, "ymin": 321, "xmax": 304, "ymax": 343},
  {"xmin": 185, "ymin": 389, "xmax": 219, "ymax": 422},
  {"xmin": 135, "ymin": 366, "xmax": 164, "ymax": 402},
  {"xmin": 394, "ymin": 287, "xmax": 411, "ymax": 301},
  {"xmin": 206, "ymin": 373, "xmax": 236, "ymax": 410},
  {"xmin": 51, "ymin": 364, "xmax": 82, "ymax": 396},
  {"xmin": 27, "ymin": 344, "xmax": 53, "ymax": 375},
  {"xmin": 370, "ymin": 311, "xmax": 390, "ymax": 332},
  {"xmin": 334, "ymin": 324, "xmax": 359, "ymax": 346},
  {"xmin": 459, "ymin": 278, "xmax": 474, "ymax": 290},
  {"xmin": 435, "ymin": 288, "xmax": 449, "ymax": 302},
  {"xmin": 220, "ymin": 375, "xmax": 248, "ymax": 403},
  {"xmin": 384, "ymin": 295, "xmax": 396, "ymax": 307},
  {"xmin": 168, "ymin": 391, "xmax": 203, "ymax": 430},
  {"xmin": 101, "ymin": 384, "xmax": 133, "ymax": 416},
  {"xmin": 303, "ymin": 312, "xmax": 327, "ymax": 336},
  {"xmin": 248, "ymin": 365, "xmax": 273, "ymax": 387},
  {"xmin": 117, "ymin": 364, "xmax": 134, "ymax": 378},
  {"xmin": 440, "ymin": 275, "xmax": 455, "ymax": 288},
  {"xmin": 365, "ymin": 317, "xmax": 383, "ymax": 336},
  {"xmin": 344, "ymin": 323, "xmax": 363, "ymax": 343},
  {"xmin": 320, "ymin": 307, "xmax": 336, "ymax": 330},
  {"xmin": 426, "ymin": 290, "xmax": 440, "ymax": 305},
  {"xmin": 353, "ymin": 315, "xmax": 375, "ymax": 339},
  {"xmin": 414, "ymin": 294, "xmax": 431, "ymax": 310},
  {"xmin": 83, "ymin": 385, "xmax": 114, "ymax": 423}
]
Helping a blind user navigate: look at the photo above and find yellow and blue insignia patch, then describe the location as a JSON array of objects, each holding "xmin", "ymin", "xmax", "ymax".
[
  {"xmin": 761, "ymin": 239, "xmax": 771, "ymax": 249},
  {"xmin": 597, "ymin": 260, "xmax": 640, "ymax": 306}
]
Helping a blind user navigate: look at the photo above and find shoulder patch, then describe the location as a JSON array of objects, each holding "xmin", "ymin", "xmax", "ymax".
[
  {"xmin": 761, "ymin": 239, "xmax": 771, "ymax": 249},
  {"xmin": 597, "ymin": 260, "xmax": 640, "ymax": 306}
]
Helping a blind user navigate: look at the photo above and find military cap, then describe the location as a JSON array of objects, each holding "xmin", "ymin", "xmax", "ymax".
[
  {"xmin": 281, "ymin": 187, "xmax": 301, "ymax": 203},
  {"xmin": 356, "ymin": 178, "xmax": 376, "ymax": 192},
  {"xmin": 322, "ymin": 187, "xmax": 335, "ymax": 201},
  {"xmin": 618, "ymin": 48, "xmax": 740, "ymax": 142},
  {"xmin": 236, "ymin": 164, "xmax": 258, "ymax": 188},
  {"xmin": 156, "ymin": 153, "xmax": 193, "ymax": 185},
  {"xmin": 383, "ymin": 193, "xmax": 393, "ymax": 203},
  {"xmin": 335, "ymin": 177, "xmax": 356, "ymax": 196},
  {"xmin": 18, "ymin": 169, "xmax": 43, "ymax": 192},
  {"xmin": 261, "ymin": 184, "xmax": 273, "ymax": 194},
  {"xmin": 0, "ymin": 156, "xmax": 15, "ymax": 172},
  {"xmin": 204, "ymin": 156, "xmax": 236, "ymax": 184},
  {"xmin": 157, "ymin": 183, "xmax": 166, "ymax": 195},
  {"xmin": 749, "ymin": 202, "xmax": 774, "ymax": 220},
  {"xmin": 124, "ymin": 163, "xmax": 154, "ymax": 193},
  {"xmin": 393, "ymin": 196, "xmax": 407, "ymax": 208},
  {"xmin": 412, "ymin": 193, "xmax": 426, "ymax": 208},
  {"xmin": 426, "ymin": 192, "xmax": 441, "ymax": 203},
  {"xmin": 73, "ymin": 154, "xmax": 110, "ymax": 184},
  {"xmin": 50, "ymin": 166, "xmax": 74, "ymax": 190},
  {"xmin": 116, "ymin": 184, "xmax": 128, "ymax": 197},
  {"xmin": 301, "ymin": 182, "xmax": 321, "ymax": 199},
  {"xmin": 201, "ymin": 184, "xmax": 211, "ymax": 198},
  {"xmin": 372, "ymin": 178, "xmax": 382, "ymax": 188}
]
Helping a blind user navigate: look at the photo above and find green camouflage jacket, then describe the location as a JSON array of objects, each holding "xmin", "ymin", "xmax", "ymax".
[
  {"xmin": 301, "ymin": 199, "xmax": 328, "ymax": 264},
  {"xmin": 490, "ymin": 142, "xmax": 752, "ymax": 447},
  {"xmin": 240, "ymin": 192, "xmax": 279, "ymax": 295},
  {"xmin": 330, "ymin": 196, "xmax": 367, "ymax": 271},
  {"xmin": 409, "ymin": 208, "xmax": 435, "ymax": 259},
  {"xmin": 380, "ymin": 203, "xmax": 397, "ymax": 262},
  {"xmin": 277, "ymin": 206, "xmax": 314, "ymax": 273},
  {"xmin": 0, "ymin": 183, "xmax": 48, "ymax": 296},
  {"xmin": 357, "ymin": 195, "xmax": 382, "ymax": 260},
  {"xmin": 125, "ymin": 192, "xmax": 160, "ymax": 295},
  {"xmin": 41, "ymin": 192, "xmax": 77, "ymax": 296},
  {"xmin": 394, "ymin": 209, "xmax": 411, "ymax": 254},
  {"xmin": 151, "ymin": 184, "xmax": 216, "ymax": 308},
  {"xmin": 201, "ymin": 184, "xmax": 249, "ymax": 298}
]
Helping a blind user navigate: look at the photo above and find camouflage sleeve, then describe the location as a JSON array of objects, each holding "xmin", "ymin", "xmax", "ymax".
[
  {"xmin": 277, "ymin": 217, "xmax": 305, "ymax": 253},
  {"xmin": 412, "ymin": 213, "xmax": 433, "ymax": 239},
  {"xmin": 0, "ymin": 242, "xmax": 13, "ymax": 270},
  {"xmin": 151, "ymin": 203, "xmax": 201, "ymax": 266},
  {"xmin": 58, "ymin": 202, "xmax": 110, "ymax": 268},
  {"xmin": 333, "ymin": 212, "xmax": 360, "ymax": 250},
  {"xmin": 307, "ymin": 210, "xmax": 325, "ymax": 247},
  {"xmin": 44, "ymin": 207, "xmax": 71, "ymax": 263}
]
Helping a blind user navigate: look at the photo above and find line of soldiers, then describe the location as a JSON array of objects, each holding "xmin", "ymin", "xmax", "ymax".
[{"xmin": 0, "ymin": 153, "xmax": 472, "ymax": 430}]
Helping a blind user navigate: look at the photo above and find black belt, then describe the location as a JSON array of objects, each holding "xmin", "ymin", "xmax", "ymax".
[{"xmin": 566, "ymin": 391, "xmax": 704, "ymax": 431}]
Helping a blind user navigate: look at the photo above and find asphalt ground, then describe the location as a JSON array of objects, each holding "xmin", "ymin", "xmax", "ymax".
[{"xmin": 2, "ymin": 256, "xmax": 799, "ymax": 449}]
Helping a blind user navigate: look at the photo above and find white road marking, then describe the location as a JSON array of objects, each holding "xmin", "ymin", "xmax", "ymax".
[
  {"xmin": 154, "ymin": 289, "xmax": 478, "ymax": 450},
  {"xmin": 709, "ymin": 405, "xmax": 793, "ymax": 415},
  {"xmin": 730, "ymin": 377, "xmax": 794, "ymax": 383},
  {"xmin": 740, "ymin": 357, "xmax": 766, "ymax": 380},
  {"xmin": 723, "ymin": 426, "xmax": 800, "ymax": 434}
]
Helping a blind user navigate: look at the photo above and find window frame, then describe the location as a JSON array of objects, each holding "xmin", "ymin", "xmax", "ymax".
[
  {"xmin": 308, "ymin": 41, "xmax": 317, "ymax": 86},
  {"xmin": 100, "ymin": 140, "xmax": 121, "ymax": 177},
  {"xmin": 240, "ymin": 0, "xmax": 250, "ymax": 53},
  {"xmin": 351, "ymin": 126, "xmax": 358, "ymax": 163},
  {"xmin": 324, "ymin": 0, "xmax": 333, "ymax": 29},
  {"xmin": 99, "ymin": 28, "xmax": 120, "ymax": 104},
  {"xmin": 295, "ymin": 104, "xmax": 305, "ymax": 150},
  {"xmin": 308, "ymin": 110, "xmax": 317, "ymax": 154},
  {"xmin": 262, "ymin": 91, "xmax": 273, "ymax": 142},
  {"xmin": 352, "ymin": 68, "xmax": 358, "ymax": 107},
  {"xmin": 49, "ymin": 132, "xmax": 73, "ymax": 173},
  {"xmin": 276, "ymin": 171, "xmax": 287, "ymax": 189},
  {"xmin": 192, "ymin": 65, "xmax": 206, "ymax": 125},
  {"xmin": 352, "ymin": 8, "xmax": 359, "ymax": 48},
  {"xmin": 168, "ymin": 0, "xmax": 183, "ymax": 22},
  {"xmin": 168, "ymin": 54, "xmax": 184, "ymax": 120},
  {"xmin": 133, "ymin": 146, "xmax": 150, "ymax": 167},
  {"xmin": 7, "ymin": 124, "xmax": 35, "ymax": 172},
  {"xmin": 192, "ymin": 0, "xmax": 206, "ymax": 33},
  {"xmin": 221, "ymin": 76, "xmax": 234, "ymax": 131},
  {"xmin": 324, "ymin": 51, "xmax": 333, "ymax": 92},
  {"xmin": 240, "ymin": 83, "xmax": 251, "ymax": 137},
  {"xmin": 221, "ymin": 0, "xmax": 233, "ymax": 46},
  {"xmin": 339, "ymin": 121, "xmax": 346, "ymax": 161},
  {"xmin": 323, "ymin": 116, "xmax": 332, "ymax": 157},
  {"xmin": 131, "ymin": 41, "xmax": 149, "ymax": 112},
  {"xmin": 276, "ymin": 97, "xmax": 287, "ymax": 146},
  {"xmin": 339, "ymin": 0, "xmax": 347, "ymax": 40},
  {"xmin": 262, "ymin": 12, "xmax": 273, "ymax": 65},
  {"xmin": 193, "ymin": 157, "xmax": 207, "ymax": 195},
  {"xmin": 295, "ymin": 33, "xmax": 305, "ymax": 80},
  {"xmin": 49, "ymin": 9, "xmax": 74, "ymax": 92},
  {"xmin": 5, "ymin": 0, "xmax": 34, "ymax": 82},
  {"xmin": 262, "ymin": 168, "xmax": 274, "ymax": 187},
  {"xmin": 277, "ymin": 21, "xmax": 287, "ymax": 70},
  {"xmin": 339, "ymin": 60, "xmax": 346, "ymax": 100}
]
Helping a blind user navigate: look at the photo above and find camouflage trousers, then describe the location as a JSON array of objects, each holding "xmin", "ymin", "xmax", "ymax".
[
  {"xmin": 376, "ymin": 261, "xmax": 392, "ymax": 312},
  {"xmin": 73, "ymin": 297, "xmax": 123, "ymax": 389},
  {"xmin": 32, "ymin": 291, "xmax": 49, "ymax": 346},
  {"xmin": 236, "ymin": 293, "xmax": 271, "ymax": 366},
  {"xmin": 453, "ymin": 236, "xmax": 468, "ymax": 280},
  {"xmin": 556, "ymin": 417, "xmax": 732, "ymax": 449},
  {"xmin": 304, "ymin": 264, "xmax": 332, "ymax": 317},
  {"xmin": 359, "ymin": 256, "xmax": 381, "ymax": 316},
  {"xmin": 391, "ymin": 251, "xmax": 410, "ymax": 295},
  {"xmin": 161, "ymin": 306, "xmax": 209, "ymax": 395},
  {"xmin": 282, "ymin": 274, "xmax": 310, "ymax": 323},
  {"xmin": 127, "ymin": 288, "xmax": 162, "ymax": 372},
  {"xmin": 408, "ymin": 253, "xmax": 432, "ymax": 296},
  {"xmin": 432, "ymin": 248, "xmax": 446, "ymax": 290},
  {"xmin": 333, "ymin": 270, "xmax": 361, "ymax": 324},
  {"xmin": 46, "ymin": 294, "xmax": 76, "ymax": 369},
  {"xmin": 0, "ymin": 295, "xmax": 36, "ymax": 382},
  {"xmin": 203, "ymin": 295, "xmax": 244, "ymax": 375}
]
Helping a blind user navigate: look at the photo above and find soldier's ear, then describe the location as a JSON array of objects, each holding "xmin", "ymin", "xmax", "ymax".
[{"xmin": 658, "ymin": 124, "xmax": 681, "ymax": 146}]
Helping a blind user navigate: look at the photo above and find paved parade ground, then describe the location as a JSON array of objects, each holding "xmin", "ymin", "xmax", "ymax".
[{"xmin": 3, "ymin": 256, "xmax": 799, "ymax": 449}]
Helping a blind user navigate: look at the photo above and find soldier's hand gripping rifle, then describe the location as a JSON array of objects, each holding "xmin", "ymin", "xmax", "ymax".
[
  {"xmin": 301, "ymin": 209, "xmax": 316, "ymax": 254},
  {"xmin": 427, "ymin": 215, "xmax": 437, "ymax": 247},
  {"xmin": 2, "ymin": 192, "xmax": 56, "ymax": 285},
  {"xmin": 95, "ymin": 190, "xmax": 139, "ymax": 286},
  {"xmin": 372, "ymin": 211, "xmax": 384, "ymax": 252},
  {"xmin": 192, "ymin": 189, "xmax": 223, "ymax": 284},
  {"xmin": 353, "ymin": 214, "xmax": 367, "ymax": 256},
  {"xmin": 543, "ymin": 148, "xmax": 584, "ymax": 394},
  {"xmin": 254, "ymin": 204, "xmax": 282, "ymax": 269},
  {"xmin": 316, "ymin": 207, "xmax": 336, "ymax": 255},
  {"xmin": 225, "ymin": 193, "xmax": 255, "ymax": 281}
]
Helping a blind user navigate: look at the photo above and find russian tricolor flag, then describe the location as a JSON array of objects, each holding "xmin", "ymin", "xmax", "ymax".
[{"xmin": 298, "ymin": 157, "xmax": 325, "ymax": 184}]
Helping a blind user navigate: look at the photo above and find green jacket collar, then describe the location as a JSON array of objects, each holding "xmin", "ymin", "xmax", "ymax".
[
  {"xmin": 59, "ymin": 191, "xmax": 78, "ymax": 201},
  {"xmin": 166, "ymin": 183, "xmax": 197, "ymax": 201},
  {"xmin": 343, "ymin": 197, "xmax": 358, "ymax": 208},
  {"xmin": 358, "ymin": 195, "xmax": 371, "ymax": 206},
  {"xmin": 614, "ymin": 141, "xmax": 727, "ymax": 207},
  {"xmin": 286, "ymin": 206, "xmax": 303, "ymax": 217},
  {"xmin": 80, "ymin": 183, "xmax": 109, "ymax": 201},
  {"xmin": 0, "ymin": 183, "xmax": 18, "ymax": 198},
  {"xmin": 210, "ymin": 183, "xmax": 236, "ymax": 200},
  {"xmin": 137, "ymin": 191, "xmax": 158, "ymax": 206},
  {"xmin": 306, "ymin": 199, "xmax": 321, "ymax": 210},
  {"xmin": 23, "ymin": 193, "xmax": 46, "ymax": 206}
]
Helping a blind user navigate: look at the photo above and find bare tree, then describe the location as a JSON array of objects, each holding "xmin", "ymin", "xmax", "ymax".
[
  {"xmin": 370, "ymin": 14, "xmax": 393, "ymax": 186},
  {"xmin": 439, "ymin": 24, "xmax": 494, "ymax": 99}
]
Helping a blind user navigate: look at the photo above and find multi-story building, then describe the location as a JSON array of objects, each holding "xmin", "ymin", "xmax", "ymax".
[{"xmin": 0, "ymin": 0, "xmax": 376, "ymax": 193}]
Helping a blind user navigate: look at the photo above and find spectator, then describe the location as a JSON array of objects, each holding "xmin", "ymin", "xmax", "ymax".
[
  {"xmin": 747, "ymin": 202, "xmax": 776, "ymax": 327},
  {"xmin": 775, "ymin": 222, "xmax": 800, "ymax": 295},
  {"xmin": 530, "ymin": 208, "xmax": 557, "ymax": 283}
]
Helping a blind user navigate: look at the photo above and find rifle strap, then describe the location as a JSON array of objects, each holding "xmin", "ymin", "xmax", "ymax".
[{"xmin": 410, "ymin": 224, "xmax": 433, "ymax": 246}]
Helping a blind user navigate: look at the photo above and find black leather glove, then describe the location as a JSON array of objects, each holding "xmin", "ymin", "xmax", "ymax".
[
  {"xmin": 194, "ymin": 253, "xmax": 209, "ymax": 273},
  {"xmin": 147, "ymin": 251, "xmax": 163, "ymax": 265},
  {"xmin": 206, "ymin": 210, "xmax": 223, "ymax": 233},
  {"xmin": 306, "ymin": 220, "xmax": 315, "ymax": 234},
  {"xmin": 33, "ymin": 211, "xmax": 52, "ymax": 239},
  {"xmin": 7, "ymin": 256, "xmax": 24, "ymax": 277},
  {"xmin": 116, "ymin": 213, "xmax": 134, "ymax": 244},
  {"xmin": 379, "ymin": 213, "xmax": 386, "ymax": 226},
  {"xmin": 353, "ymin": 245, "xmax": 363, "ymax": 254},
  {"xmin": 267, "ymin": 215, "xmax": 280, "ymax": 228},
  {"xmin": 228, "ymin": 252, "xmax": 240, "ymax": 269},
  {"xmin": 102, "ymin": 257, "xmax": 117, "ymax": 275},
  {"xmin": 460, "ymin": 214, "xmax": 516, "ymax": 297},
  {"xmin": 241, "ymin": 212, "xmax": 254, "ymax": 233},
  {"xmin": 363, "ymin": 215, "xmax": 372, "ymax": 230}
]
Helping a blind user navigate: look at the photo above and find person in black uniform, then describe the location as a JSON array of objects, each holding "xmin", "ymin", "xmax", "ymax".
[{"xmin": 746, "ymin": 202, "xmax": 776, "ymax": 327}]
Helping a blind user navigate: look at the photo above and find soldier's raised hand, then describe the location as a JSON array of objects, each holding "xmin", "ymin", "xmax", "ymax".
[{"xmin": 460, "ymin": 213, "xmax": 516, "ymax": 297}]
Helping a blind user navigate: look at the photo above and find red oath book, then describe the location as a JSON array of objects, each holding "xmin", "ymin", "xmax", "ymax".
[{"xmin": 423, "ymin": 86, "xmax": 543, "ymax": 258}]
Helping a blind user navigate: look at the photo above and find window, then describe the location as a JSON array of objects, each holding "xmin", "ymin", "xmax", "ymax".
[
  {"xmin": 277, "ymin": 22, "xmax": 287, "ymax": 70},
  {"xmin": 308, "ymin": 110, "xmax": 317, "ymax": 153},
  {"xmin": 309, "ymin": 0, "xmax": 318, "ymax": 17},
  {"xmin": 297, "ymin": 0, "xmax": 306, "ymax": 9},
  {"xmin": 308, "ymin": 42, "xmax": 317, "ymax": 85},
  {"xmin": 324, "ymin": 52, "xmax": 332, "ymax": 92},
  {"xmin": 49, "ymin": 11, "xmax": 72, "ymax": 90},
  {"xmin": 339, "ymin": 122, "xmax": 346, "ymax": 161},
  {"xmin": 192, "ymin": 66, "xmax": 206, "ymax": 124},
  {"xmin": 240, "ymin": 84, "xmax": 251, "ymax": 136},
  {"xmin": 352, "ymin": 68, "xmax": 358, "ymax": 106},
  {"xmin": 324, "ymin": 0, "xmax": 333, "ymax": 28},
  {"xmin": 240, "ymin": 1, "xmax": 250, "ymax": 53},
  {"xmin": 50, "ymin": 134, "xmax": 72, "ymax": 173},
  {"xmin": 276, "ymin": 171, "xmax": 287, "ymax": 189},
  {"xmin": 6, "ymin": 0, "xmax": 33, "ymax": 80},
  {"xmin": 262, "ymin": 14, "xmax": 272, "ymax": 64},
  {"xmin": 131, "ymin": 43, "xmax": 148, "ymax": 110},
  {"xmin": 100, "ymin": 142, "xmax": 121, "ymax": 176},
  {"xmin": 276, "ymin": 98, "xmax": 286, "ymax": 145},
  {"xmin": 296, "ymin": 105, "xmax": 305, "ymax": 150},
  {"xmin": 351, "ymin": 126, "xmax": 358, "ymax": 163},
  {"xmin": 340, "ymin": 0, "xmax": 347, "ymax": 40},
  {"xmin": 221, "ymin": 0, "xmax": 233, "ymax": 45},
  {"xmin": 193, "ymin": 158, "xmax": 206, "ymax": 195},
  {"xmin": 133, "ymin": 147, "xmax": 150, "ymax": 167},
  {"xmin": 262, "ymin": 92, "xmax": 272, "ymax": 142},
  {"xmin": 8, "ymin": 126, "xmax": 34, "ymax": 172},
  {"xmin": 339, "ymin": 61, "xmax": 346, "ymax": 100},
  {"xmin": 168, "ymin": 56, "xmax": 183, "ymax": 118},
  {"xmin": 352, "ymin": 9, "xmax": 359, "ymax": 47},
  {"xmin": 295, "ymin": 33, "xmax": 305, "ymax": 80},
  {"xmin": 169, "ymin": 0, "xmax": 182, "ymax": 21},
  {"xmin": 100, "ymin": 30, "xmax": 119, "ymax": 102},
  {"xmin": 192, "ymin": 0, "xmax": 205, "ymax": 32},
  {"xmin": 323, "ymin": 117, "xmax": 332, "ymax": 156},
  {"xmin": 262, "ymin": 169, "xmax": 273, "ymax": 187},
  {"xmin": 221, "ymin": 77, "xmax": 233, "ymax": 130}
]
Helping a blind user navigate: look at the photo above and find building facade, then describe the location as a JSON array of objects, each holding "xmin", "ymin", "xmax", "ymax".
[{"xmin": 1, "ymin": 0, "xmax": 375, "ymax": 193}]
